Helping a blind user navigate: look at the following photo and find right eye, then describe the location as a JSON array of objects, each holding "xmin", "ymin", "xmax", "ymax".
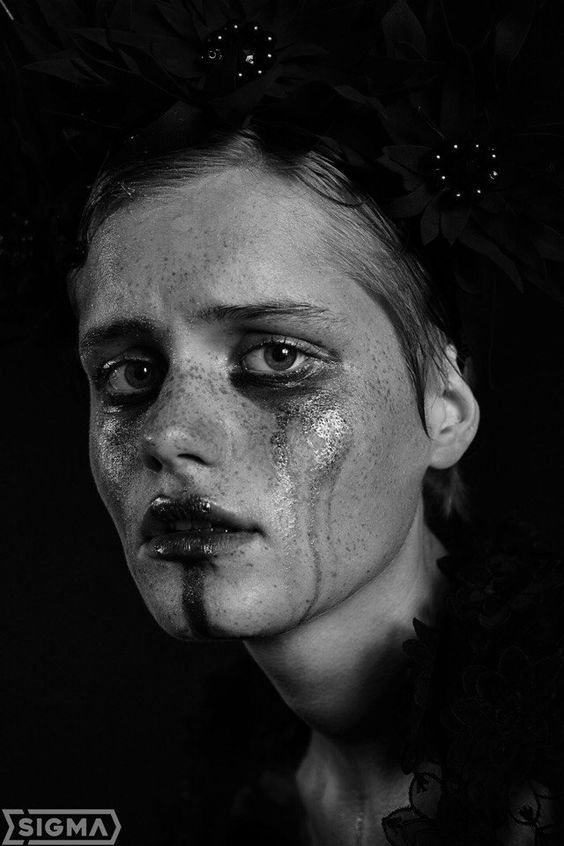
[{"xmin": 96, "ymin": 358, "xmax": 163, "ymax": 402}]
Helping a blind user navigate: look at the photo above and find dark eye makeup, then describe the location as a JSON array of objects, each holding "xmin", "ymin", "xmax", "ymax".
[{"xmin": 89, "ymin": 333, "xmax": 335, "ymax": 408}]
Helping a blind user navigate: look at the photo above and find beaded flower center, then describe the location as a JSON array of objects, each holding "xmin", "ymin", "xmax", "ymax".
[
  {"xmin": 427, "ymin": 142, "xmax": 500, "ymax": 203},
  {"xmin": 202, "ymin": 20, "xmax": 276, "ymax": 85}
]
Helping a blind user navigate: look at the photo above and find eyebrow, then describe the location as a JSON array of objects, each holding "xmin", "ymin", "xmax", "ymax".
[{"xmin": 78, "ymin": 301, "xmax": 340, "ymax": 355}]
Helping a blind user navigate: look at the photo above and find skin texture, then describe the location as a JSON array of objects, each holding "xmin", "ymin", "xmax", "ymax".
[{"xmin": 75, "ymin": 166, "xmax": 479, "ymax": 844}]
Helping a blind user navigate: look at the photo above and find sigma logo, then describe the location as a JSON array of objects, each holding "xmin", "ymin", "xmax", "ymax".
[{"xmin": 1, "ymin": 810, "xmax": 121, "ymax": 845}]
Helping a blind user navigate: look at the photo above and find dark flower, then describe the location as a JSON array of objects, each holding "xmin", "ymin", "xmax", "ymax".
[
  {"xmin": 373, "ymin": 0, "xmax": 564, "ymax": 302},
  {"xmin": 386, "ymin": 527, "xmax": 564, "ymax": 844},
  {"xmin": 14, "ymin": 0, "xmax": 366, "ymax": 130},
  {"xmin": 200, "ymin": 19, "xmax": 277, "ymax": 86}
]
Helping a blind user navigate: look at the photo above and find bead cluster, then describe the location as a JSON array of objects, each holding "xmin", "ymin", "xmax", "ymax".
[
  {"xmin": 202, "ymin": 20, "xmax": 276, "ymax": 85},
  {"xmin": 427, "ymin": 141, "xmax": 500, "ymax": 203}
]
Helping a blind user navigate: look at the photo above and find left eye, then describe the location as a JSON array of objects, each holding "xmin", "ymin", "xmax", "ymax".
[
  {"xmin": 103, "ymin": 360, "xmax": 161, "ymax": 396},
  {"xmin": 241, "ymin": 342, "xmax": 307, "ymax": 374}
]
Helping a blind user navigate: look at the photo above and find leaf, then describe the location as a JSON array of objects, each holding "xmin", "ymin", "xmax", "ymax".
[
  {"xmin": 368, "ymin": 56, "xmax": 443, "ymax": 95},
  {"xmin": 525, "ymin": 264, "xmax": 564, "ymax": 306},
  {"xmin": 425, "ymin": 0, "xmax": 455, "ymax": 57},
  {"xmin": 25, "ymin": 55, "xmax": 100, "ymax": 85},
  {"xmin": 459, "ymin": 222, "xmax": 524, "ymax": 290},
  {"xmin": 439, "ymin": 44, "xmax": 475, "ymax": 139},
  {"xmin": 333, "ymin": 84, "xmax": 375, "ymax": 106},
  {"xmin": 476, "ymin": 208, "xmax": 546, "ymax": 278},
  {"xmin": 106, "ymin": 0, "xmax": 134, "ymax": 30},
  {"xmin": 113, "ymin": 44, "xmax": 186, "ymax": 97},
  {"xmin": 411, "ymin": 616, "xmax": 438, "ymax": 646},
  {"xmin": 278, "ymin": 43, "xmax": 328, "ymax": 62},
  {"xmin": 495, "ymin": 0, "xmax": 537, "ymax": 72},
  {"xmin": 12, "ymin": 22, "xmax": 59, "ymax": 60},
  {"xmin": 154, "ymin": 2, "xmax": 195, "ymax": 38},
  {"xmin": 408, "ymin": 772, "xmax": 442, "ymax": 820},
  {"xmin": 531, "ymin": 222, "xmax": 564, "ymax": 262},
  {"xmin": 150, "ymin": 38, "xmax": 203, "ymax": 81},
  {"xmin": 33, "ymin": 0, "xmax": 83, "ymax": 32},
  {"xmin": 382, "ymin": 100, "xmax": 442, "ymax": 146},
  {"xmin": 68, "ymin": 28, "xmax": 113, "ymax": 63},
  {"xmin": 378, "ymin": 150, "xmax": 427, "ymax": 191},
  {"xmin": 382, "ymin": 0, "xmax": 427, "ymax": 59}
]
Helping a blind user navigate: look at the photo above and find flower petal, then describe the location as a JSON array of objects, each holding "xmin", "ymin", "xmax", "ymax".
[
  {"xmin": 387, "ymin": 183, "xmax": 434, "ymax": 218},
  {"xmin": 382, "ymin": 143, "xmax": 431, "ymax": 171},
  {"xmin": 440, "ymin": 202, "xmax": 470, "ymax": 245},
  {"xmin": 420, "ymin": 196, "xmax": 440, "ymax": 244},
  {"xmin": 459, "ymin": 222, "xmax": 524, "ymax": 290}
]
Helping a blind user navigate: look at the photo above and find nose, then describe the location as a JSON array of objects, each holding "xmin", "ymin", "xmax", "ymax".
[{"xmin": 140, "ymin": 382, "xmax": 227, "ymax": 476}]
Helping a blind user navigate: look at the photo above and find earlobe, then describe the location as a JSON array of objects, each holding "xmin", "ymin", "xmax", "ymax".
[{"xmin": 426, "ymin": 348, "xmax": 480, "ymax": 470}]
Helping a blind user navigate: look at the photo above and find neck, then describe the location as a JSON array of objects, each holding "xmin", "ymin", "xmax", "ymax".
[{"xmin": 244, "ymin": 502, "xmax": 448, "ymax": 843}]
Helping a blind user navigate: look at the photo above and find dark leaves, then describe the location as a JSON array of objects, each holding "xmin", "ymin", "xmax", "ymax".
[{"xmin": 375, "ymin": 0, "xmax": 564, "ymax": 303}]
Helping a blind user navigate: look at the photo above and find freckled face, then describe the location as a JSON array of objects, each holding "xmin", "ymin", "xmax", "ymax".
[{"xmin": 76, "ymin": 169, "xmax": 433, "ymax": 640}]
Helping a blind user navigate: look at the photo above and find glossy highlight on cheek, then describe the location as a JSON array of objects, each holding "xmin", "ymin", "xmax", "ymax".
[
  {"xmin": 299, "ymin": 395, "xmax": 354, "ymax": 612},
  {"xmin": 90, "ymin": 412, "xmax": 139, "ymax": 524},
  {"xmin": 270, "ymin": 390, "xmax": 354, "ymax": 618},
  {"xmin": 270, "ymin": 407, "xmax": 298, "ymax": 538},
  {"xmin": 300, "ymin": 400, "xmax": 350, "ymax": 469}
]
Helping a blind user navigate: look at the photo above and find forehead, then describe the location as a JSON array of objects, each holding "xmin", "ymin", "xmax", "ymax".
[{"xmin": 75, "ymin": 168, "xmax": 389, "ymax": 339}]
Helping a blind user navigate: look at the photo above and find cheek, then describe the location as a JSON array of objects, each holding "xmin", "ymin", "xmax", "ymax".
[
  {"xmin": 269, "ymin": 391, "xmax": 354, "ymax": 572},
  {"xmin": 323, "ymin": 374, "xmax": 426, "ymax": 567},
  {"xmin": 89, "ymin": 408, "xmax": 141, "ymax": 532},
  {"xmin": 274, "ymin": 366, "xmax": 427, "ymax": 601}
]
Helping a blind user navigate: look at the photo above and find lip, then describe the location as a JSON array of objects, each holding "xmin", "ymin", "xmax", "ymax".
[
  {"xmin": 140, "ymin": 493, "xmax": 258, "ymax": 562},
  {"xmin": 144, "ymin": 529, "xmax": 256, "ymax": 561}
]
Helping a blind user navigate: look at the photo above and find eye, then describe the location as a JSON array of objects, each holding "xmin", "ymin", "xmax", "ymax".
[
  {"xmin": 99, "ymin": 358, "xmax": 162, "ymax": 400},
  {"xmin": 240, "ymin": 341, "xmax": 308, "ymax": 374}
]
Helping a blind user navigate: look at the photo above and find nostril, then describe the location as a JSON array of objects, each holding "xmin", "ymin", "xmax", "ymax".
[
  {"xmin": 141, "ymin": 441, "xmax": 211, "ymax": 473},
  {"xmin": 141, "ymin": 430, "xmax": 220, "ymax": 470},
  {"xmin": 144, "ymin": 453, "xmax": 162, "ymax": 473},
  {"xmin": 178, "ymin": 452, "xmax": 207, "ymax": 466}
]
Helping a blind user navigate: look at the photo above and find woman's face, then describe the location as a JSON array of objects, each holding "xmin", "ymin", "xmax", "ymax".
[{"xmin": 76, "ymin": 168, "xmax": 436, "ymax": 640}]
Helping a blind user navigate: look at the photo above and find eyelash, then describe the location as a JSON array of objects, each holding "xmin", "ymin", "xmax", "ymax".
[
  {"xmin": 237, "ymin": 335, "xmax": 323, "ymax": 379},
  {"xmin": 93, "ymin": 357, "xmax": 162, "ymax": 407},
  {"xmin": 92, "ymin": 335, "xmax": 326, "ymax": 405}
]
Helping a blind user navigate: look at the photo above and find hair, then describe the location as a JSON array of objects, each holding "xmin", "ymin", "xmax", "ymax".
[{"xmin": 73, "ymin": 124, "xmax": 472, "ymax": 521}]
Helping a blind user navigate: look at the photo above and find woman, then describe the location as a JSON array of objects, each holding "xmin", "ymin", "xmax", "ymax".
[
  {"xmin": 72, "ymin": 129, "xmax": 478, "ymax": 844},
  {"xmin": 4, "ymin": 0, "xmax": 564, "ymax": 843}
]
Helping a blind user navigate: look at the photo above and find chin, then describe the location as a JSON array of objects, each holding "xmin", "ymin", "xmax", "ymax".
[{"xmin": 133, "ymin": 562, "xmax": 300, "ymax": 641}]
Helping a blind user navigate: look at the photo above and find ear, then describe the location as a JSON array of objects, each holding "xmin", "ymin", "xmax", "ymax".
[{"xmin": 426, "ymin": 346, "xmax": 480, "ymax": 470}]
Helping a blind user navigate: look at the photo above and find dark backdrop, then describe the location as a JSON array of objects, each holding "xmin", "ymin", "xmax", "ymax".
[{"xmin": 2, "ymin": 282, "xmax": 563, "ymax": 845}]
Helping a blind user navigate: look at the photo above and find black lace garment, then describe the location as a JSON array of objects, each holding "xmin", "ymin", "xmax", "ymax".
[{"xmin": 175, "ymin": 523, "xmax": 564, "ymax": 846}]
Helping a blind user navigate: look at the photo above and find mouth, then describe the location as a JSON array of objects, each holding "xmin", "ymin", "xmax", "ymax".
[{"xmin": 140, "ymin": 494, "xmax": 257, "ymax": 562}]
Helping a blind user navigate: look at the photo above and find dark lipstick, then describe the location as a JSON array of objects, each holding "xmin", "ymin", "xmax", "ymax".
[{"xmin": 140, "ymin": 494, "xmax": 256, "ymax": 561}]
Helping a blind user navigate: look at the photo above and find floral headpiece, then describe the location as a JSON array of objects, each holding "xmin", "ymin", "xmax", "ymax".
[{"xmin": 1, "ymin": 0, "xmax": 563, "ymax": 362}]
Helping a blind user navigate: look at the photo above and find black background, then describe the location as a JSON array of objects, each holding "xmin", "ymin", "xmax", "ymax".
[{"xmin": 2, "ymin": 280, "xmax": 564, "ymax": 845}]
